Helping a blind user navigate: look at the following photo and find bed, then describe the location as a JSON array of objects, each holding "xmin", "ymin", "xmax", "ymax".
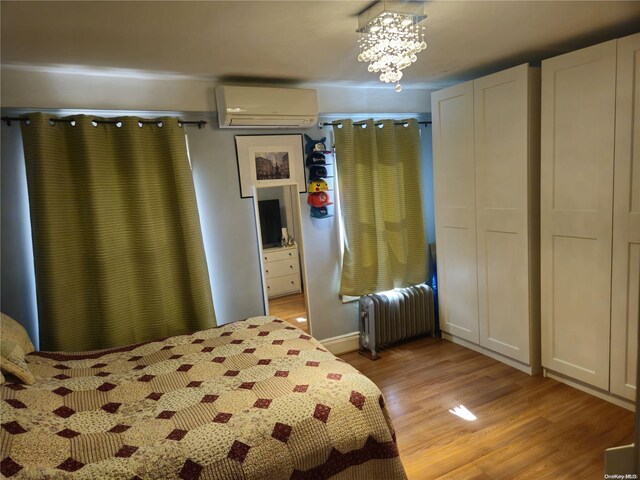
[{"xmin": 0, "ymin": 316, "xmax": 407, "ymax": 479}]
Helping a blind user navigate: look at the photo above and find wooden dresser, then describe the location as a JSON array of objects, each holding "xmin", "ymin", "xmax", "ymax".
[{"xmin": 262, "ymin": 243, "xmax": 301, "ymax": 298}]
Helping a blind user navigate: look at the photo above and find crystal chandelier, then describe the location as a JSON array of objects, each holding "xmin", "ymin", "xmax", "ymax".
[{"xmin": 356, "ymin": 1, "xmax": 427, "ymax": 92}]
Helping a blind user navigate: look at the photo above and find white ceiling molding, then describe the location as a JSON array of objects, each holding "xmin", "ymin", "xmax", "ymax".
[{"xmin": 0, "ymin": 66, "xmax": 434, "ymax": 114}]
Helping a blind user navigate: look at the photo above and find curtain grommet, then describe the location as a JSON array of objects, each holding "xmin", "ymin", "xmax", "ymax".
[
  {"xmin": 115, "ymin": 121, "xmax": 123, "ymax": 128},
  {"xmin": 157, "ymin": 121, "xmax": 163, "ymax": 128},
  {"xmin": 91, "ymin": 121, "xmax": 98, "ymax": 128}
]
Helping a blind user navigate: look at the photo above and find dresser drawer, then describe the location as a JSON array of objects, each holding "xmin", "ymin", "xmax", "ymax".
[
  {"xmin": 264, "ymin": 258, "xmax": 299, "ymax": 278},
  {"xmin": 264, "ymin": 247, "xmax": 297, "ymax": 263},
  {"xmin": 267, "ymin": 274, "xmax": 301, "ymax": 298}
]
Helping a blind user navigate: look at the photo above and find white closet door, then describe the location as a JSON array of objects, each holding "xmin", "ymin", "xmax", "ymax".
[
  {"xmin": 432, "ymin": 81, "xmax": 479, "ymax": 343},
  {"xmin": 611, "ymin": 33, "xmax": 640, "ymax": 401},
  {"xmin": 474, "ymin": 64, "xmax": 535, "ymax": 363},
  {"xmin": 541, "ymin": 41, "xmax": 617, "ymax": 389}
]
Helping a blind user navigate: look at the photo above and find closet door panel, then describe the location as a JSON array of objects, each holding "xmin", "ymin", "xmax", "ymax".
[
  {"xmin": 474, "ymin": 64, "xmax": 530, "ymax": 362},
  {"xmin": 541, "ymin": 40, "xmax": 617, "ymax": 389},
  {"xmin": 611, "ymin": 33, "xmax": 640, "ymax": 401},
  {"xmin": 483, "ymin": 230, "xmax": 526, "ymax": 354},
  {"xmin": 432, "ymin": 82, "xmax": 479, "ymax": 343},
  {"xmin": 552, "ymin": 236, "xmax": 604, "ymax": 371}
]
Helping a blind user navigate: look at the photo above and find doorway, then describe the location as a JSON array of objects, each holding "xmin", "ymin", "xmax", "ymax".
[{"xmin": 253, "ymin": 183, "xmax": 311, "ymax": 334}]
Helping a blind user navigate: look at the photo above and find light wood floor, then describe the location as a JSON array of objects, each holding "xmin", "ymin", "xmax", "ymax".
[
  {"xmin": 268, "ymin": 292, "xmax": 309, "ymax": 333},
  {"xmin": 341, "ymin": 337, "xmax": 635, "ymax": 479}
]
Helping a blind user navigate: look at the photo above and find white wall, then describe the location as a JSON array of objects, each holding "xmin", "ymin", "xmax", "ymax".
[
  {"xmin": 0, "ymin": 68, "xmax": 435, "ymax": 347},
  {"xmin": 1, "ymin": 123, "xmax": 38, "ymax": 347},
  {"xmin": 185, "ymin": 117, "xmax": 268, "ymax": 325},
  {"xmin": 0, "ymin": 66, "xmax": 434, "ymax": 114}
]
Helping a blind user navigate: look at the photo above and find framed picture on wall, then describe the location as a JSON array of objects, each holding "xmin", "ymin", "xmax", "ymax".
[{"xmin": 234, "ymin": 134, "xmax": 306, "ymax": 198}]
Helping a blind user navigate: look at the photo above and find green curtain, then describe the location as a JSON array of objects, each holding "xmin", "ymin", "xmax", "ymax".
[
  {"xmin": 334, "ymin": 118, "xmax": 427, "ymax": 296},
  {"xmin": 20, "ymin": 113, "xmax": 215, "ymax": 351}
]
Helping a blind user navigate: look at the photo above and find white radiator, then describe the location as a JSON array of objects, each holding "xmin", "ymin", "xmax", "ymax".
[{"xmin": 359, "ymin": 284, "xmax": 435, "ymax": 359}]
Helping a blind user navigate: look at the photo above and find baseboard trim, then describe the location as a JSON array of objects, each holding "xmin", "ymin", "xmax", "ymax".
[
  {"xmin": 321, "ymin": 331, "xmax": 359, "ymax": 356},
  {"xmin": 442, "ymin": 332, "xmax": 537, "ymax": 375},
  {"xmin": 544, "ymin": 369, "xmax": 635, "ymax": 412}
]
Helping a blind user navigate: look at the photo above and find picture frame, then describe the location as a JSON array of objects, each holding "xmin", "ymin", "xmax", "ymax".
[{"xmin": 234, "ymin": 134, "xmax": 307, "ymax": 198}]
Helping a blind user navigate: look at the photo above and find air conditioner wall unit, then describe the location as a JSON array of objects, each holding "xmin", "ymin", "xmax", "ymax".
[{"xmin": 215, "ymin": 85, "xmax": 318, "ymax": 128}]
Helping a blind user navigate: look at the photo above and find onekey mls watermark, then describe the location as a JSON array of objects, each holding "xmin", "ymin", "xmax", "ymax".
[{"xmin": 604, "ymin": 475, "xmax": 638, "ymax": 479}]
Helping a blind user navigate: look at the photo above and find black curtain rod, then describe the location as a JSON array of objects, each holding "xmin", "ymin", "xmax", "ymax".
[
  {"xmin": 1, "ymin": 116, "xmax": 207, "ymax": 129},
  {"xmin": 320, "ymin": 120, "xmax": 431, "ymax": 128}
]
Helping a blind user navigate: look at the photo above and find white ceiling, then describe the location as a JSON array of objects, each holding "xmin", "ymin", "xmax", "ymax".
[{"xmin": 1, "ymin": 1, "xmax": 640, "ymax": 88}]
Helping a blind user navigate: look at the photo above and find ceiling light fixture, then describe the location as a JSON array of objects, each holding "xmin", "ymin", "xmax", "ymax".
[{"xmin": 357, "ymin": 1, "xmax": 427, "ymax": 92}]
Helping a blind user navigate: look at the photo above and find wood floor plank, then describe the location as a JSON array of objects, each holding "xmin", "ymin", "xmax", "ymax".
[
  {"xmin": 268, "ymin": 292, "xmax": 308, "ymax": 333},
  {"xmin": 341, "ymin": 337, "xmax": 635, "ymax": 479},
  {"xmin": 432, "ymin": 462, "xmax": 493, "ymax": 480}
]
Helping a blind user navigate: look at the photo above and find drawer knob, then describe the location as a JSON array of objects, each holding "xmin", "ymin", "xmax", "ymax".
[
  {"xmin": 288, "ymin": 253, "xmax": 292, "ymax": 256},
  {"xmin": 291, "ymin": 281, "xmax": 294, "ymax": 285},
  {"xmin": 266, "ymin": 270, "xmax": 269, "ymax": 274},
  {"xmin": 290, "ymin": 265, "xmax": 293, "ymax": 269}
]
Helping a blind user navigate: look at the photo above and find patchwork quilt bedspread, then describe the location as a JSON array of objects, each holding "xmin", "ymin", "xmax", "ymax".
[{"xmin": 0, "ymin": 316, "xmax": 407, "ymax": 479}]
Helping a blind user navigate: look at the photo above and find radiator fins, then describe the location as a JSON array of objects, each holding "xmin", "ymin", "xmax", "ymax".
[{"xmin": 359, "ymin": 284, "xmax": 435, "ymax": 359}]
